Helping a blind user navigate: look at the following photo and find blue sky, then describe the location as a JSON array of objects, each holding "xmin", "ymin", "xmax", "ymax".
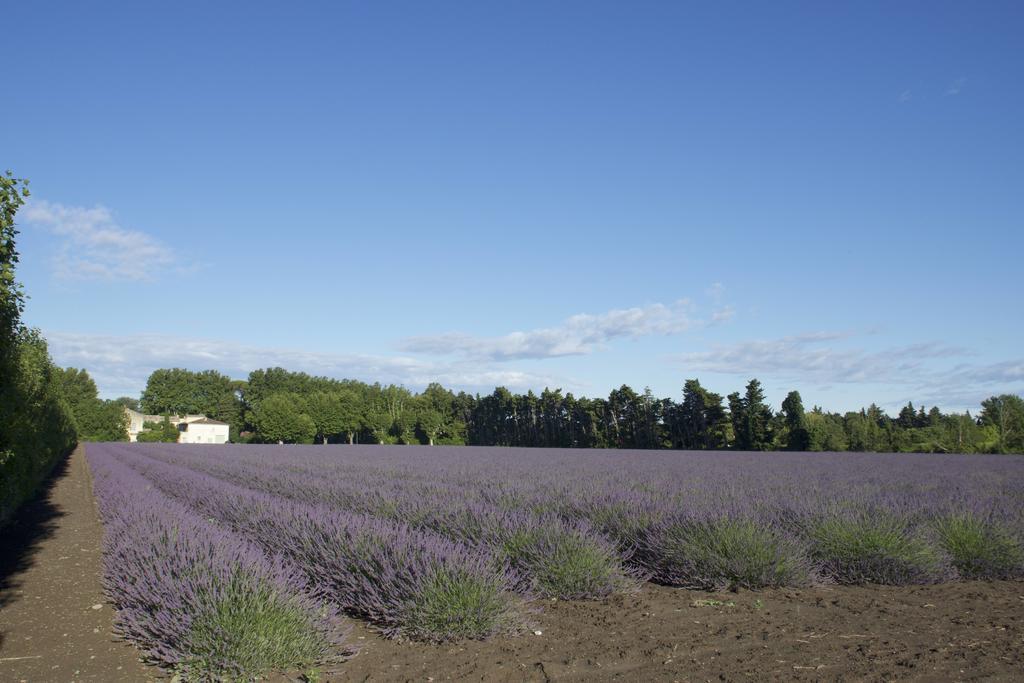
[{"xmin": 5, "ymin": 1, "xmax": 1022, "ymax": 413}]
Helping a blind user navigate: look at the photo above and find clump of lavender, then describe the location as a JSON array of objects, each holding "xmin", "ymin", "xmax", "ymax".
[
  {"xmin": 499, "ymin": 518, "xmax": 640, "ymax": 599},
  {"xmin": 181, "ymin": 573, "xmax": 341, "ymax": 679},
  {"xmin": 933, "ymin": 514, "xmax": 1024, "ymax": 580},
  {"xmin": 808, "ymin": 514, "xmax": 949, "ymax": 585},
  {"xmin": 88, "ymin": 448, "xmax": 349, "ymax": 679},
  {"xmin": 398, "ymin": 565, "xmax": 524, "ymax": 642},
  {"xmin": 640, "ymin": 517, "xmax": 815, "ymax": 590}
]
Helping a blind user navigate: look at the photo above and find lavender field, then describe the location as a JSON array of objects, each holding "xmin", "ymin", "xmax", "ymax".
[{"xmin": 87, "ymin": 443, "xmax": 1024, "ymax": 679}]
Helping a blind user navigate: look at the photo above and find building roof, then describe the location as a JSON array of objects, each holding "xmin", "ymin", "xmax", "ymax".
[{"xmin": 185, "ymin": 417, "xmax": 230, "ymax": 426}]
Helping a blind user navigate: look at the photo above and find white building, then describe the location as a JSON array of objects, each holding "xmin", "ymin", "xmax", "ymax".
[
  {"xmin": 126, "ymin": 409, "xmax": 230, "ymax": 444},
  {"xmin": 177, "ymin": 417, "xmax": 230, "ymax": 444}
]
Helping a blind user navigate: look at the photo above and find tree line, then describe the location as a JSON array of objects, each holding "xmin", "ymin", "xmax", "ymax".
[
  {"xmin": 0, "ymin": 173, "xmax": 128, "ymax": 526},
  {"xmin": 139, "ymin": 366, "xmax": 1024, "ymax": 454}
]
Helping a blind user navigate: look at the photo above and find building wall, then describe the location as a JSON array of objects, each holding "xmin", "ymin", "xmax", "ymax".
[
  {"xmin": 179, "ymin": 423, "xmax": 230, "ymax": 444},
  {"xmin": 125, "ymin": 409, "xmax": 149, "ymax": 442}
]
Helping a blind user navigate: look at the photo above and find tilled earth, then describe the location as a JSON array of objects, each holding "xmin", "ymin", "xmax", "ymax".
[
  {"xmin": 324, "ymin": 580, "xmax": 1024, "ymax": 682},
  {"xmin": 2, "ymin": 448, "xmax": 1022, "ymax": 682}
]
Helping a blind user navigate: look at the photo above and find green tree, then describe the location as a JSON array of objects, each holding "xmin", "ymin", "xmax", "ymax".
[
  {"xmin": 364, "ymin": 408, "xmax": 393, "ymax": 445},
  {"xmin": 86, "ymin": 401, "xmax": 129, "ymax": 442},
  {"xmin": 416, "ymin": 406, "xmax": 444, "ymax": 446},
  {"xmin": 806, "ymin": 408, "xmax": 849, "ymax": 451},
  {"xmin": 1, "ymin": 331, "xmax": 77, "ymax": 524},
  {"xmin": 305, "ymin": 391, "xmax": 346, "ymax": 444},
  {"xmin": 729, "ymin": 379, "xmax": 773, "ymax": 450},
  {"xmin": 136, "ymin": 416, "xmax": 181, "ymax": 443},
  {"xmin": 897, "ymin": 402, "xmax": 917, "ymax": 429},
  {"xmin": 112, "ymin": 396, "xmax": 140, "ymax": 411},
  {"xmin": 0, "ymin": 171, "xmax": 28, "ymax": 368},
  {"xmin": 142, "ymin": 368, "xmax": 243, "ymax": 436},
  {"xmin": 336, "ymin": 388, "xmax": 363, "ymax": 444},
  {"xmin": 252, "ymin": 394, "xmax": 315, "ymax": 444},
  {"xmin": 980, "ymin": 395, "xmax": 1024, "ymax": 454},
  {"xmin": 781, "ymin": 390, "xmax": 810, "ymax": 451},
  {"xmin": 55, "ymin": 367, "xmax": 128, "ymax": 441},
  {"xmin": 1, "ymin": 174, "xmax": 77, "ymax": 525},
  {"xmin": 673, "ymin": 379, "xmax": 728, "ymax": 449}
]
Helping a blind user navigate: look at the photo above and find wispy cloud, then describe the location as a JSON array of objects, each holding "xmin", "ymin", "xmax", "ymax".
[
  {"xmin": 673, "ymin": 332, "xmax": 1022, "ymax": 411},
  {"xmin": 706, "ymin": 282, "xmax": 726, "ymax": 303},
  {"xmin": 399, "ymin": 300, "xmax": 702, "ymax": 361},
  {"xmin": 711, "ymin": 306, "xmax": 735, "ymax": 324},
  {"xmin": 22, "ymin": 199, "xmax": 177, "ymax": 281},
  {"xmin": 945, "ymin": 77, "xmax": 967, "ymax": 96},
  {"xmin": 899, "ymin": 89, "xmax": 913, "ymax": 103},
  {"xmin": 46, "ymin": 331, "xmax": 570, "ymax": 398},
  {"xmin": 676, "ymin": 332, "xmax": 967, "ymax": 385}
]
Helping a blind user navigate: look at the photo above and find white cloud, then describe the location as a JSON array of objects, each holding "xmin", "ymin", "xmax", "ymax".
[
  {"xmin": 399, "ymin": 300, "xmax": 701, "ymax": 361},
  {"xmin": 673, "ymin": 332, "xmax": 1023, "ymax": 411},
  {"xmin": 676, "ymin": 333, "xmax": 967, "ymax": 385},
  {"xmin": 949, "ymin": 359, "xmax": 1024, "ymax": 385},
  {"xmin": 22, "ymin": 199, "xmax": 177, "ymax": 281},
  {"xmin": 899, "ymin": 89, "xmax": 912, "ymax": 102},
  {"xmin": 46, "ymin": 331, "xmax": 569, "ymax": 398},
  {"xmin": 945, "ymin": 77, "xmax": 966, "ymax": 96}
]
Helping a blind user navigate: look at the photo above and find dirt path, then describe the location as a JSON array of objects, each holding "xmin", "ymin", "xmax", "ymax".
[{"xmin": 0, "ymin": 446, "xmax": 156, "ymax": 682}]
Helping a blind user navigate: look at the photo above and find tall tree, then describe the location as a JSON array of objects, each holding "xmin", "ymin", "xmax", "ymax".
[
  {"xmin": 730, "ymin": 379, "xmax": 773, "ymax": 450},
  {"xmin": 335, "ymin": 388, "xmax": 363, "ymax": 444},
  {"xmin": 0, "ymin": 174, "xmax": 77, "ymax": 524},
  {"xmin": 55, "ymin": 367, "xmax": 128, "ymax": 441},
  {"xmin": 364, "ymin": 408, "xmax": 392, "ymax": 445},
  {"xmin": 673, "ymin": 379, "xmax": 727, "ymax": 449},
  {"xmin": 305, "ymin": 391, "xmax": 346, "ymax": 444},
  {"xmin": 416, "ymin": 402, "xmax": 444, "ymax": 446},
  {"xmin": 252, "ymin": 393, "xmax": 315, "ymax": 444},
  {"xmin": 980, "ymin": 394, "xmax": 1024, "ymax": 454},
  {"xmin": 112, "ymin": 396, "xmax": 140, "ymax": 411},
  {"xmin": 0, "ymin": 171, "xmax": 27, "ymax": 371},
  {"xmin": 781, "ymin": 390, "xmax": 810, "ymax": 451}
]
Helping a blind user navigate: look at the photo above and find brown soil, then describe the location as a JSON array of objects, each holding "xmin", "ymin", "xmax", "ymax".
[
  {"xmin": 2, "ymin": 448, "xmax": 1022, "ymax": 682},
  {"xmin": 319, "ymin": 580, "xmax": 1024, "ymax": 682},
  {"xmin": 0, "ymin": 446, "xmax": 155, "ymax": 682}
]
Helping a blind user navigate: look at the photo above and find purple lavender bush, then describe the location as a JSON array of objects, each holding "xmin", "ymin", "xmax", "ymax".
[
  {"xmin": 639, "ymin": 516, "xmax": 816, "ymax": 590},
  {"xmin": 805, "ymin": 512, "xmax": 951, "ymax": 585},
  {"xmin": 932, "ymin": 514, "xmax": 1024, "ymax": 580},
  {"xmin": 101, "ymin": 444, "xmax": 526, "ymax": 642},
  {"xmin": 496, "ymin": 515, "xmax": 642, "ymax": 598},
  {"xmin": 93, "ymin": 441, "xmax": 1024, "ymax": 639},
  {"xmin": 132, "ymin": 444, "xmax": 637, "ymax": 600},
  {"xmin": 87, "ymin": 446, "xmax": 350, "ymax": 679}
]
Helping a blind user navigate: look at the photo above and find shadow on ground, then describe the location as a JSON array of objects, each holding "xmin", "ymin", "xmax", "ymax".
[{"xmin": 0, "ymin": 454, "xmax": 70, "ymax": 612}]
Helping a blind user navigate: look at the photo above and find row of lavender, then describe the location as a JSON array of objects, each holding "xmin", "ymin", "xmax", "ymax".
[
  {"xmin": 87, "ymin": 446, "xmax": 350, "ymax": 680},
  {"xmin": 120, "ymin": 444, "xmax": 1024, "ymax": 589},
  {"xmin": 94, "ymin": 442, "xmax": 531, "ymax": 631},
  {"xmin": 89, "ymin": 444, "xmax": 1024, "ymax": 674}
]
